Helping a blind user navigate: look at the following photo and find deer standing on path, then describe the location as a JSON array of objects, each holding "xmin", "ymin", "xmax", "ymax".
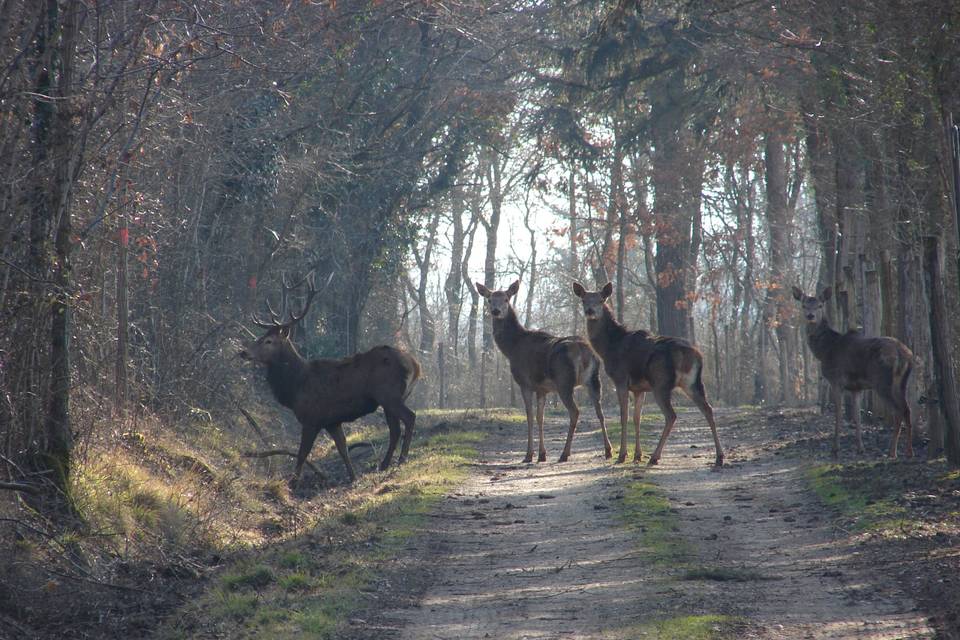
[
  {"xmin": 573, "ymin": 282, "xmax": 724, "ymax": 467},
  {"xmin": 476, "ymin": 280, "xmax": 611, "ymax": 463},
  {"xmin": 239, "ymin": 276, "xmax": 421, "ymax": 487},
  {"xmin": 792, "ymin": 286, "xmax": 914, "ymax": 458}
]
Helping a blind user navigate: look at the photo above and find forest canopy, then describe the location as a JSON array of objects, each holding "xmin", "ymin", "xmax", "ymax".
[{"xmin": 2, "ymin": 0, "xmax": 960, "ymax": 497}]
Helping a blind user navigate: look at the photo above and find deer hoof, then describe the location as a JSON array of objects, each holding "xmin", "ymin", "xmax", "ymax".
[
  {"xmin": 615, "ymin": 454, "xmax": 627, "ymax": 464},
  {"xmin": 604, "ymin": 449, "xmax": 613, "ymax": 459},
  {"xmin": 538, "ymin": 452, "xmax": 547, "ymax": 463},
  {"xmin": 523, "ymin": 454, "xmax": 534, "ymax": 464},
  {"xmin": 557, "ymin": 454, "xmax": 569, "ymax": 463},
  {"xmin": 646, "ymin": 457, "xmax": 660, "ymax": 467}
]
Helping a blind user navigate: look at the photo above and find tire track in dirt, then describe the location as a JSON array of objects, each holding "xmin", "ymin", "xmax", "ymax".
[
  {"xmin": 364, "ymin": 408, "xmax": 933, "ymax": 639},
  {"xmin": 653, "ymin": 408, "xmax": 933, "ymax": 639}
]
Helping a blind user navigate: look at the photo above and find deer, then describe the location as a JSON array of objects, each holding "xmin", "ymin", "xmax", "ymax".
[
  {"xmin": 792, "ymin": 286, "xmax": 914, "ymax": 459},
  {"xmin": 239, "ymin": 275, "xmax": 421, "ymax": 487},
  {"xmin": 475, "ymin": 280, "xmax": 611, "ymax": 463},
  {"xmin": 572, "ymin": 282, "xmax": 724, "ymax": 467}
]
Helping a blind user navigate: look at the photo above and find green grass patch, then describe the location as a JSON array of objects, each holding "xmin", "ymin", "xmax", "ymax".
[
  {"xmin": 806, "ymin": 463, "xmax": 909, "ymax": 532},
  {"xmin": 618, "ymin": 481, "xmax": 689, "ymax": 566},
  {"xmin": 221, "ymin": 563, "xmax": 275, "ymax": 591},
  {"xmin": 159, "ymin": 421, "xmax": 488, "ymax": 640},
  {"xmin": 621, "ymin": 614, "xmax": 745, "ymax": 640}
]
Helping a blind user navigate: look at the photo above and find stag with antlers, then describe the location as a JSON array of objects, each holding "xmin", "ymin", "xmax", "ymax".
[{"xmin": 239, "ymin": 274, "xmax": 421, "ymax": 487}]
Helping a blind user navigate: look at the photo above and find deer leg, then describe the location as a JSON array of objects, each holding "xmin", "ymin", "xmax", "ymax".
[
  {"xmin": 903, "ymin": 401, "xmax": 914, "ymax": 458},
  {"xmin": 290, "ymin": 424, "xmax": 323, "ymax": 489},
  {"xmin": 632, "ymin": 391, "xmax": 646, "ymax": 463},
  {"xmin": 648, "ymin": 388, "xmax": 677, "ymax": 466},
  {"xmin": 380, "ymin": 409, "xmax": 402, "ymax": 471},
  {"xmin": 851, "ymin": 390, "xmax": 864, "ymax": 454},
  {"xmin": 329, "ymin": 423, "xmax": 357, "ymax": 483},
  {"xmin": 831, "ymin": 385, "xmax": 841, "ymax": 459},
  {"xmin": 557, "ymin": 387, "xmax": 579, "ymax": 463},
  {"xmin": 520, "ymin": 387, "xmax": 535, "ymax": 463},
  {"xmin": 588, "ymin": 372, "xmax": 612, "ymax": 459},
  {"xmin": 395, "ymin": 403, "xmax": 417, "ymax": 464},
  {"xmin": 684, "ymin": 383, "xmax": 724, "ymax": 467},
  {"xmin": 887, "ymin": 412, "xmax": 903, "ymax": 460},
  {"xmin": 616, "ymin": 385, "xmax": 630, "ymax": 463},
  {"xmin": 536, "ymin": 391, "xmax": 548, "ymax": 462}
]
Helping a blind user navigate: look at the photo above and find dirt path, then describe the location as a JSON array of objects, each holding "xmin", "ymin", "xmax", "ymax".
[{"xmin": 364, "ymin": 408, "xmax": 933, "ymax": 639}]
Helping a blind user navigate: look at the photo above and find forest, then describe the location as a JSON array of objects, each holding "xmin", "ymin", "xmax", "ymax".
[{"xmin": 2, "ymin": 1, "xmax": 960, "ymax": 639}]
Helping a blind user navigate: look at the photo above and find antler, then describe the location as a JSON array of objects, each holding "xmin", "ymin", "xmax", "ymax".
[
  {"xmin": 250, "ymin": 271, "xmax": 320, "ymax": 330},
  {"xmin": 251, "ymin": 300, "xmax": 283, "ymax": 328},
  {"xmin": 285, "ymin": 271, "xmax": 318, "ymax": 325}
]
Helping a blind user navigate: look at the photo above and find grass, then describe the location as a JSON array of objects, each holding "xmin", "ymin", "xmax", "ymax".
[
  {"xmin": 806, "ymin": 462, "xmax": 909, "ymax": 532},
  {"xmin": 617, "ymin": 480, "xmax": 689, "ymax": 566},
  {"xmin": 157, "ymin": 419, "xmax": 489, "ymax": 639},
  {"xmin": 617, "ymin": 614, "xmax": 746, "ymax": 640}
]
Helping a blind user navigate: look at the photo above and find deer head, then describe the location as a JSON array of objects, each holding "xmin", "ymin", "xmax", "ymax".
[
  {"xmin": 475, "ymin": 280, "xmax": 520, "ymax": 319},
  {"xmin": 240, "ymin": 273, "xmax": 318, "ymax": 364},
  {"xmin": 792, "ymin": 285, "xmax": 831, "ymax": 325},
  {"xmin": 572, "ymin": 281, "xmax": 613, "ymax": 320}
]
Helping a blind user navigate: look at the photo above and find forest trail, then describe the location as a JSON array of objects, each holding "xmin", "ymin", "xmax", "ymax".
[{"xmin": 361, "ymin": 408, "xmax": 933, "ymax": 640}]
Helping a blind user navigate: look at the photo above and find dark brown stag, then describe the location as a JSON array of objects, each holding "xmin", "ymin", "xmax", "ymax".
[
  {"xmin": 573, "ymin": 282, "xmax": 724, "ymax": 467},
  {"xmin": 240, "ymin": 275, "xmax": 421, "ymax": 487},
  {"xmin": 792, "ymin": 286, "xmax": 914, "ymax": 458},
  {"xmin": 476, "ymin": 280, "xmax": 611, "ymax": 463}
]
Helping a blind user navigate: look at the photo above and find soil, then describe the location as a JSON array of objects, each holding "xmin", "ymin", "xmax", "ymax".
[{"xmin": 351, "ymin": 407, "xmax": 941, "ymax": 639}]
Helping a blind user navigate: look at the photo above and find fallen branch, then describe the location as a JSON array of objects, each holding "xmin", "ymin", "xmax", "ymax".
[
  {"xmin": 241, "ymin": 449, "xmax": 326, "ymax": 479},
  {"xmin": 237, "ymin": 406, "xmax": 270, "ymax": 445},
  {"xmin": 0, "ymin": 481, "xmax": 40, "ymax": 495}
]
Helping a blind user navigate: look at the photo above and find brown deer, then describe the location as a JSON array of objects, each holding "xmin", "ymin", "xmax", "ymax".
[
  {"xmin": 792, "ymin": 286, "xmax": 914, "ymax": 458},
  {"xmin": 239, "ymin": 276, "xmax": 421, "ymax": 487},
  {"xmin": 572, "ymin": 282, "xmax": 724, "ymax": 467},
  {"xmin": 475, "ymin": 280, "xmax": 611, "ymax": 463}
]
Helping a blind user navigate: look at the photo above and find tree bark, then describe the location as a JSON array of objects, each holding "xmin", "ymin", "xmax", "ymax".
[{"xmin": 923, "ymin": 236, "xmax": 960, "ymax": 464}]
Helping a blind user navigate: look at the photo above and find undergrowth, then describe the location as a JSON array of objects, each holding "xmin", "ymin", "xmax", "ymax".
[{"xmin": 156, "ymin": 416, "xmax": 488, "ymax": 639}]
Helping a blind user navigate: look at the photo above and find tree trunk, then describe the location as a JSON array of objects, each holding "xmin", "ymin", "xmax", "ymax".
[
  {"xmin": 923, "ymin": 236, "xmax": 960, "ymax": 464},
  {"xmin": 764, "ymin": 131, "xmax": 795, "ymax": 405}
]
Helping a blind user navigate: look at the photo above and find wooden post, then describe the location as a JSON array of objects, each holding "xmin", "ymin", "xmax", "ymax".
[
  {"xmin": 879, "ymin": 250, "xmax": 895, "ymax": 338},
  {"xmin": 863, "ymin": 262, "xmax": 880, "ymax": 418},
  {"xmin": 922, "ymin": 236, "xmax": 960, "ymax": 464},
  {"xmin": 438, "ymin": 341, "xmax": 446, "ymax": 409}
]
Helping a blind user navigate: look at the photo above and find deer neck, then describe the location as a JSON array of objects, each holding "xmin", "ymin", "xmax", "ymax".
[
  {"xmin": 491, "ymin": 306, "xmax": 528, "ymax": 357},
  {"xmin": 586, "ymin": 305, "xmax": 628, "ymax": 359},
  {"xmin": 805, "ymin": 319, "xmax": 842, "ymax": 362},
  {"xmin": 265, "ymin": 347, "xmax": 309, "ymax": 408}
]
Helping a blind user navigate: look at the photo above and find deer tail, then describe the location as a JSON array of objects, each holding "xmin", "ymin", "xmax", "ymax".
[
  {"xmin": 896, "ymin": 356, "xmax": 912, "ymax": 404},
  {"xmin": 402, "ymin": 353, "xmax": 422, "ymax": 400}
]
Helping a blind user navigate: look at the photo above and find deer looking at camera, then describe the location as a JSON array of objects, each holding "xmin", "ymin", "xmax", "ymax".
[
  {"xmin": 792, "ymin": 286, "xmax": 914, "ymax": 458},
  {"xmin": 573, "ymin": 282, "xmax": 724, "ymax": 467},
  {"xmin": 476, "ymin": 280, "xmax": 611, "ymax": 463},
  {"xmin": 239, "ymin": 275, "xmax": 421, "ymax": 487}
]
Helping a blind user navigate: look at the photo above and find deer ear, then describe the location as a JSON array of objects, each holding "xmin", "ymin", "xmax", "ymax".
[
  {"xmin": 819, "ymin": 287, "xmax": 833, "ymax": 302},
  {"xmin": 475, "ymin": 283, "xmax": 491, "ymax": 298},
  {"xmin": 600, "ymin": 282, "xmax": 613, "ymax": 299},
  {"xmin": 506, "ymin": 280, "xmax": 520, "ymax": 298},
  {"xmin": 572, "ymin": 282, "xmax": 586, "ymax": 298},
  {"xmin": 792, "ymin": 286, "xmax": 803, "ymax": 301}
]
